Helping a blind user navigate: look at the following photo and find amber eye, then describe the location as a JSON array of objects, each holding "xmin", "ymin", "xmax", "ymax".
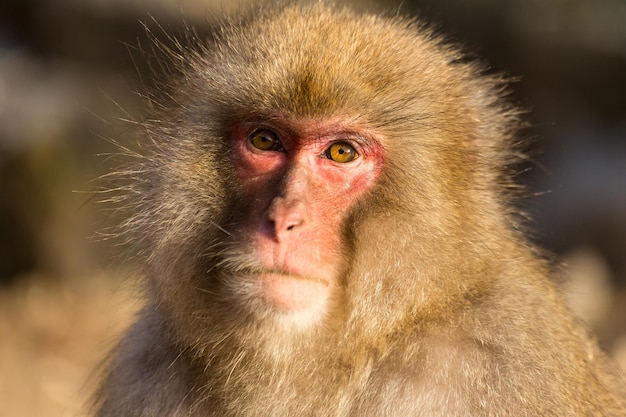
[
  {"xmin": 250, "ymin": 130, "xmax": 282, "ymax": 151},
  {"xmin": 325, "ymin": 142, "xmax": 358, "ymax": 163}
]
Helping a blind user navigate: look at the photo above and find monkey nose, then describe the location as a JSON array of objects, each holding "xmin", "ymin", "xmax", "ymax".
[{"xmin": 266, "ymin": 197, "xmax": 307, "ymax": 239}]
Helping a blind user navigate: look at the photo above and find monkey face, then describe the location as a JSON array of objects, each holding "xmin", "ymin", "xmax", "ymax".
[{"xmin": 208, "ymin": 116, "xmax": 385, "ymax": 324}]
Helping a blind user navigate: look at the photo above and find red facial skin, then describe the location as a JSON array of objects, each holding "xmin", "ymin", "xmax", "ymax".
[{"xmin": 231, "ymin": 118, "xmax": 384, "ymax": 314}]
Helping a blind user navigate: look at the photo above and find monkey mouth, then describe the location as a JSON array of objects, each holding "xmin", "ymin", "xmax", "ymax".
[
  {"xmin": 241, "ymin": 267, "xmax": 330, "ymax": 287},
  {"xmin": 232, "ymin": 267, "xmax": 331, "ymax": 313}
]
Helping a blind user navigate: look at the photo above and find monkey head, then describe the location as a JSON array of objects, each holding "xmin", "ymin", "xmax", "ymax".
[{"xmin": 125, "ymin": 4, "xmax": 518, "ymax": 350}]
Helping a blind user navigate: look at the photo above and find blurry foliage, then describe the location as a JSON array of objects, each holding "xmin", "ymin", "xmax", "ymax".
[{"xmin": 0, "ymin": 144, "xmax": 57, "ymax": 282}]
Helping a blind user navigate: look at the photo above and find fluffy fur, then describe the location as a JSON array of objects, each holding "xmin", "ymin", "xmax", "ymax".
[{"xmin": 95, "ymin": 4, "xmax": 626, "ymax": 416}]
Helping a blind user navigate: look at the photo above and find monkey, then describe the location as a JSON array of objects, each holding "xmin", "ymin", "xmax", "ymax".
[{"xmin": 93, "ymin": 3, "xmax": 626, "ymax": 416}]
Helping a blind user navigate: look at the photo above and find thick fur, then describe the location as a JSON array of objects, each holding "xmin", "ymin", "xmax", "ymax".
[{"xmin": 95, "ymin": 4, "xmax": 626, "ymax": 416}]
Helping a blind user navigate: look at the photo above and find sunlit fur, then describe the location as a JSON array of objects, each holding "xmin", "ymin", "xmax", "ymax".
[{"xmin": 95, "ymin": 3, "xmax": 626, "ymax": 416}]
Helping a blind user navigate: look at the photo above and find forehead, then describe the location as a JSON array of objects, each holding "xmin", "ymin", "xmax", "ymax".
[{"xmin": 203, "ymin": 6, "xmax": 451, "ymax": 122}]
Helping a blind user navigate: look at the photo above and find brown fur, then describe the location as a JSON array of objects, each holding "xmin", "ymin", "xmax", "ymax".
[{"xmin": 95, "ymin": 4, "xmax": 626, "ymax": 416}]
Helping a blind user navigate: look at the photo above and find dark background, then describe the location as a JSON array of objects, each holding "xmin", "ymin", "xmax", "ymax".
[{"xmin": 0, "ymin": 0, "xmax": 624, "ymax": 415}]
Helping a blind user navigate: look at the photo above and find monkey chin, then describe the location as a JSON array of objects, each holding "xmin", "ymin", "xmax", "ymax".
[
  {"xmin": 235, "ymin": 271, "xmax": 332, "ymax": 329},
  {"xmin": 260, "ymin": 272, "xmax": 329, "ymax": 311}
]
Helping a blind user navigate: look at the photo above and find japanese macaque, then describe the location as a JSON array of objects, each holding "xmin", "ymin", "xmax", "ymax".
[{"xmin": 94, "ymin": 3, "xmax": 626, "ymax": 416}]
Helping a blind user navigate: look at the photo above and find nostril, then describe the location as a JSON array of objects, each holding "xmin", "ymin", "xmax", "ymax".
[{"xmin": 265, "ymin": 197, "xmax": 306, "ymax": 238}]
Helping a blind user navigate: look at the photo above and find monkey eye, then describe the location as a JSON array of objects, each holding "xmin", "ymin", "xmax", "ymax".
[
  {"xmin": 325, "ymin": 141, "xmax": 359, "ymax": 163},
  {"xmin": 249, "ymin": 129, "xmax": 283, "ymax": 151}
]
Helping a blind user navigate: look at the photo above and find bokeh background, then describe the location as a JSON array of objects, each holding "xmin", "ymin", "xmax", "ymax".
[{"xmin": 0, "ymin": 0, "xmax": 625, "ymax": 416}]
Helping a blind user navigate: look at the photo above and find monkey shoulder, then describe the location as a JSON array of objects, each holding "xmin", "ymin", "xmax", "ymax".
[
  {"xmin": 94, "ymin": 306, "xmax": 203, "ymax": 417},
  {"xmin": 390, "ymin": 274, "xmax": 626, "ymax": 416}
]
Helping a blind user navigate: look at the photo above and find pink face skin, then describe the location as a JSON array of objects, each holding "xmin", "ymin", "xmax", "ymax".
[{"xmin": 230, "ymin": 117, "xmax": 385, "ymax": 315}]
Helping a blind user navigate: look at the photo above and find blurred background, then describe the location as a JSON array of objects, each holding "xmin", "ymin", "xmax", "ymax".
[{"xmin": 0, "ymin": 0, "xmax": 624, "ymax": 415}]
